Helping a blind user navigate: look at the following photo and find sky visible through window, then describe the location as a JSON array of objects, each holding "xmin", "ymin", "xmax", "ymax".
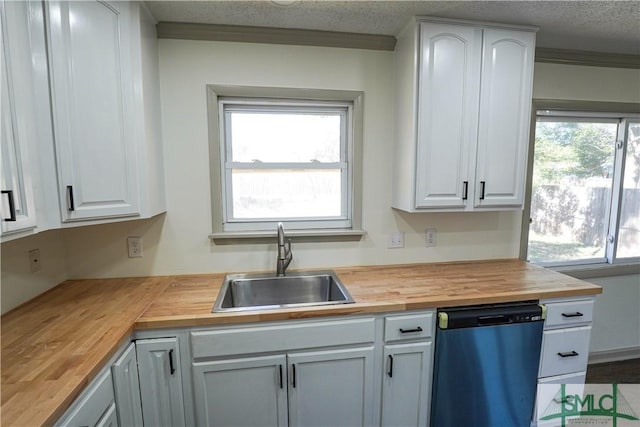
[{"xmin": 227, "ymin": 111, "xmax": 345, "ymax": 220}]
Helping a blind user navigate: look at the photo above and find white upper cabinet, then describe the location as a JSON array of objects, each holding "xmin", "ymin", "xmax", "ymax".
[
  {"xmin": 475, "ymin": 29, "xmax": 535, "ymax": 207},
  {"xmin": 0, "ymin": 1, "xmax": 38, "ymax": 239},
  {"xmin": 45, "ymin": 1, "xmax": 165, "ymax": 223},
  {"xmin": 46, "ymin": 0, "xmax": 139, "ymax": 221},
  {"xmin": 393, "ymin": 18, "xmax": 536, "ymax": 212},
  {"xmin": 415, "ymin": 24, "xmax": 482, "ymax": 208}
]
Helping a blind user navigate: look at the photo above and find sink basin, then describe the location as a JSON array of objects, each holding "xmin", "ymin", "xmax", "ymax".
[{"xmin": 212, "ymin": 270, "xmax": 355, "ymax": 312}]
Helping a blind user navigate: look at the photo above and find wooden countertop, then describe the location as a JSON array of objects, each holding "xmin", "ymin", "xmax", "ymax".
[{"xmin": 1, "ymin": 259, "xmax": 601, "ymax": 427}]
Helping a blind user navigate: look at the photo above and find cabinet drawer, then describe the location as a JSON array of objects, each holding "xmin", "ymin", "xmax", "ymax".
[
  {"xmin": 534, "ymin": 371, "xmax": 586, "ymax": 426},
  {"xmin": 191, "ymin": 317, "xmax": 375, "ymax": 358},
  {"xmin": 544, "ymin": 299, "xmax": 594, "ymax": 329},
  {"xmin": 57, "ymin": 370, "xmax": 114, "ymax": 427},
  {"xmin": 539, "ymin": 326, "xmax": 591, "ymax": 378},
  {"xmin": 384, "ymin": 312, "xmax": 434, "ymax": 342}
]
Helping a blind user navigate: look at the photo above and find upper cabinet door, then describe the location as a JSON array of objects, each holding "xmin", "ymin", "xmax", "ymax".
[
  {"xmin": 0, "ymin": 1, "xmax": 38, "ymax": 237},
  {"xmin": 46, "ymin": 0, "xmax": 140, "ymax": 221},
  {"xmin": 475, "ymin": 28, "xmax": 535, "ymax": 207},
  {"xmin": 415, "ymin": 24, "xmax": 482, "ymax": 208}
]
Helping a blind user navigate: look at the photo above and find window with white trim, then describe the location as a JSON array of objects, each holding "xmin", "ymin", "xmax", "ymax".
[
  {"xmin": 525, "ymin": 110, "xmax": 640, "ymax": 266},
  {"xmin": 218, "ymin": 97, "xmax": 354, "ymax": 232}
]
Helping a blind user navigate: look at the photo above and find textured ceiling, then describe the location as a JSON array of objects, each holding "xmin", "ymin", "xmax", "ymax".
[{"xmin": 145, "ymin": 1, "xmax": 640, "ymax": 54}]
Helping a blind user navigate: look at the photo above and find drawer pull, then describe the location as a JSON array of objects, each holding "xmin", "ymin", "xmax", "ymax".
[
  {"xmin": 553, "ymin": 396, "xmax": 575, "ymax": 404},
  {"xmin": 557, "ymin": 351, "xmax": 579, "ymax": 358},
  {"xmin": 399, "ymin": 326, "xmax": 423, "ymax": 334},
  {"xmin": 561, "ymin": 312, "xmax": 584, "ymax": 318}
]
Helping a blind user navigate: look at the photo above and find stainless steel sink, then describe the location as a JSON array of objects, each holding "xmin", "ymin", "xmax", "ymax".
[{"xmin": 212, "ymin": 270, "xmax": 355, "ymax": 312}]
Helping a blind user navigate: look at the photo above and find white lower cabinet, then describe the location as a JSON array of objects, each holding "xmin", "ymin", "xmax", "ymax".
[
  {"xmin": 136, "ymin": 338, "xmax": 186, "ymax": 427},
  {"xmin": 112, "ymin": 342, "xmax": 144, "ymax": 427},
  {"xmin": 190, "ymin": 317, "xmax": 376, "ymax": 427},
  {"xmin": 381, "ymin": 342, "xmax": 433, "ymax": 427},
  {"xmin": 533, "ymin": 297, "xmax": 596, "ymax": 426},
  {"xmin": 193, "ymin": 346, "xmax": 375, "ymax": 427},
  {"xmin": 534, "ymin": 371, "xmax": 586, "ymax": 427},
  {"xmin": 192, "ymin": 354, "xmax": 288, "ymax": 427},
  {"xmin": 96, "ymin": 403, "xmax": 118, "ymax": 427},
  {"xmin": 380, "ymin": 312, "xmax": 435, "ymax": 427},
  {"xmin": 55, "ymin": 370, "xmax": 115, "ymax": 427},
  {"xmin": 288, "ymin": 347, "xmax": 375, "ymax": 427}
]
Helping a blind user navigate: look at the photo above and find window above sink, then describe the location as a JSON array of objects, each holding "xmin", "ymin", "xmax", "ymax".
[{"xmin": 207, "ymin": 85, "xmax": 365, "ymax": 243}]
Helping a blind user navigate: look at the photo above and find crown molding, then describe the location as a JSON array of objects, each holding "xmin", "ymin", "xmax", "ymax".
[
  {"xmin": 536, "ymin": 47, "xmax": 640, "ymax": 69},
  {"xmin": 156, "ymin": 22, "xmax": 397, "ymax": 51}
]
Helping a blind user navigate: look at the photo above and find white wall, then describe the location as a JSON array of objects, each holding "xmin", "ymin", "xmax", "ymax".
[
  {"xmin": 533, "ymin": 62, "xmax": 640, "ymax": 102},
  {"xmin": 61, "ymin": 40, "xmax": 523, "ymax": 279},
  {"xmin": 1, "ymin": 229, "xmax": 67, "ymax": 313},
  {"xmin": 2, "ymin": 41, "xmax": 639, "ymax": 321},
  {"xmin": 587, "ymin": 274, "xmax": 640, "ymax": 353}
]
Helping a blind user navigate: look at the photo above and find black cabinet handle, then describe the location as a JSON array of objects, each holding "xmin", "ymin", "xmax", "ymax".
[
  {"xmin": 479, "ymin": 181, "xmax": 486, "ymax": 200},
  {"xmin": 169, "ymin": 349, "xmax": 175, "ymax": 375},
  {"xmin": 557, "ymin": 351, "xmax": 579, "ymax": 358},
  {"xmin": 1, "ymin": 190, "xmax": 16, "ymax": 221},
  {"xmin": 462, "ymin": 181, "xmax": 468, "ymax": 200},
  {"xmin": 279, "ymin": 364, "xmax": 283, "ymax": 389},
  {"xmin": 66, "ymin": 185, "xmax": 75, "ymax": 211},
  {"xmin": 399, "ymin": 326, "xmax": 423, "ymax": 334},
  {"xmin": 553, "ymin": 396, "xmax": 575, "ymax": 404},
  {"xmin": 387, "ymin": 355, "xmax": 393, "ymax": 378},
  {"xmin": 292, "ymin": 364, "xmax": 296, "ymax": 388},
  {"xmin": 561, "ymin": 312, "xmax": 584, "ymax": 318}
]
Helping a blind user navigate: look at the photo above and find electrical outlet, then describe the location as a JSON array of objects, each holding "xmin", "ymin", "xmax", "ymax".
[
  {"xmin": 29, "ymin": 249, "xmax": 41, "ymax": 272},
  {"xmin": 425, "ymin": 228, "xmax": 437, "ymax": 247},
  {"xmin": 127, "ymin": 237, "xmax": 143, "ymax": 258},
  {"xmin": 387, "ymin": 232, "xmax": 404, "ymax": 249}
]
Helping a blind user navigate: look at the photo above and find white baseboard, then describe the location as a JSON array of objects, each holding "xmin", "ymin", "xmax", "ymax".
[{"xmin": 589, "ymin": 346, "xmax": 640, "ymax": 364}]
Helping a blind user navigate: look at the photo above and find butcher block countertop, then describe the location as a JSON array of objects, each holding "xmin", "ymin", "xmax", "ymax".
[{"xmin": 1, "ymin": 259, "xmax": 601, "ymax": 427}]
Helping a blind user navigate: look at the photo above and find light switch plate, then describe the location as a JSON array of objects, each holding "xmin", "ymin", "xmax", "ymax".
[{"xmin": 388, "ymin": 232, "xmax": 404, "ymax": 249}]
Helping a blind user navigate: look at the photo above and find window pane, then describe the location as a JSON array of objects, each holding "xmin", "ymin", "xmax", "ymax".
[
  {"xmin": 617, "ymin": 122, "xmax": 640, "ymax": 258},
  {"xmin": 229, "ymin": 111, "xmax": 342, "ymax": 163},
  {"xmin": 528, "ymin": 120, "xmax": 617, "ymax": 263},
  {"xmin": 231, "ymin": 169, "xmax": 342, "ymax": 219}
]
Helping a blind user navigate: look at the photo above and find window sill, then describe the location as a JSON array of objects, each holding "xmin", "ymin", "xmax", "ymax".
[
  {"xmin": 550, "ymin": 262, "xmax": 640, "ymax": 279},
  {"xmin": 210, "ymin": 229, "xmax": 366, "ymax": 245}
]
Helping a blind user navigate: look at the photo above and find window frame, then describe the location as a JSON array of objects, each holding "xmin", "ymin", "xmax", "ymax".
[
  {"xmin": 520, "ymin": 99, "xmax": 640, "ymax": 272},
  {"xmin": 219, "ymin": 98, "xmax": 353, "ymax": 231},
  {"xmin": 207, "ymin": 85, "xmax": 364, "ymax": 243}
]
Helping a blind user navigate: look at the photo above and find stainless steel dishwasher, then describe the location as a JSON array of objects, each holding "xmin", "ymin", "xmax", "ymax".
[{"xmin": 430, "ymin": 302, "xmax": 545, "ymax": 427}]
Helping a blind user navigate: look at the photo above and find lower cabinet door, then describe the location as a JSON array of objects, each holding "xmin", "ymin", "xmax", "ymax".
[
  {"xmin": 381, "ymin": 342, "xmax": 433, "ymax": 427},
  {"xmin": 96, "ymin": 403, "xmax": 118, "ymax": 427},
  {"xmin": 136, "ymin": 338, "xmax": 186, "ymax": 427},
  {"xmin": 287, "ymin": 346, "xmax": 375, "ymax": 427},
  {"xmin": 192, "ymin": 354, "xmax": 288, "ymax": 427},
  {"xmin": 534, "ymin": 371, "xmax": 587, "ymax": 427},
  {"xmin": 112, "ymin": 342, "xmax": 144, "ymax": 427}
]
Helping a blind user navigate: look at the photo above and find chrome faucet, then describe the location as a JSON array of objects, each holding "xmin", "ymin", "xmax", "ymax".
[{"xmin": 276, "ymin": 222, "xmax": 292, "ymax": 276}]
